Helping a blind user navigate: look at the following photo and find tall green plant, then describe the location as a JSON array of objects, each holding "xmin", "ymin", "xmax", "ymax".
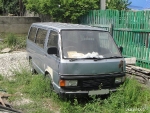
[
  {"xmin": 106, "ymin": 0, "xmax": 131, "ymax": 10},
  {"xmin": 60, "ymin": 78, "xmax": 150, "ymax": 113},
  {"xmin": 4, "ymin": 33, "xmax": 26, "ymax": 50},
  {"xmin": 25, "ymin": 0, "xmax": 99, "ymax": 23},
  {"xmin": 6, "ymin": 34, "xmax": 17, "ymax": 47},
  {"xmin": 0, "ymin": 0, "xmax": 3, "ymax": 14},
  {"xmin": 0, "ymin": 0, "xmax": 25, "ymax": 15}
]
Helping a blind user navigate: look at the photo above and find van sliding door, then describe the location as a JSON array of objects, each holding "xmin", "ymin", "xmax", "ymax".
[{"xmin": 35, "ymin": 28, "xmax": 48, "ymax": 74}]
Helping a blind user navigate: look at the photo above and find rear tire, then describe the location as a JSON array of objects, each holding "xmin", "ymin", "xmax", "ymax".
[{"xmin": 29, "ymin": 59, "xmax": 37, "ymax": 74}]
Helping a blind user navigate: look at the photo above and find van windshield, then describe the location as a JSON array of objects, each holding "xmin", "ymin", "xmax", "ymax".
[{"xmin": 61, "ymin": 30, "xmax": 122, "ymax": 59}]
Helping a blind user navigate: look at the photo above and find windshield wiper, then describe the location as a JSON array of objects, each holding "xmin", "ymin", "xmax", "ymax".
[
  {"xmin": 69, "ymin": 56, "xmax": 122, "ymax": 61},
  {"xmin": 69, "ymin": 57, "xmax": 101, "ymax": 61},
  {"xmin": 106, "ymin": 56, "xmax": 123, "ymax": 59},
  {"xmin": 94, "ymin": 56, "xmax": 122, "ymax": 61},
  {"xmin": 69, "ymin": 58, "xmax": 79, "ymax": 61},
  {"xmin": 93, "ymin": 58, "xmax": 105, "ymax": 61}
]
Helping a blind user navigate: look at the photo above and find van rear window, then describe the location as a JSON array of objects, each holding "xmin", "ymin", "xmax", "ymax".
[{"xmin": 28, "ymin": 27, "xmax": 37, "ymax": 42}]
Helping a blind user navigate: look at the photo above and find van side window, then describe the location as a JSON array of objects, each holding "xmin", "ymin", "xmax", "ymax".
[
  {"xmin": 47, "ymin": 31, "xmax": 58, "ymax": 47},
  {"xmin": 28, "ymin": 27, "xmax": 37, "ymax": 41},
  {"xmin": 35, "ymin": 28, "xmax": 47, "ymax": 48}
]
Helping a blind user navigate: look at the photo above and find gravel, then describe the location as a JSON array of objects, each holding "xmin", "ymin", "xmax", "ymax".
[{"xmin": 0, "ymin": 51, "xmax": 29, "ymax": 77}]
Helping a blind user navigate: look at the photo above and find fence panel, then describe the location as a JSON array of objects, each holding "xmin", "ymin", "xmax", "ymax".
[{"xmin": 80, "ymin": 10, "xmax": 150, "ymax": 69}]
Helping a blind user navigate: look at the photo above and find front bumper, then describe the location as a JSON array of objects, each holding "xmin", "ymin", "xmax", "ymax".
[
  {"xmin": 59, "ymin": 72, "xmax": 125, "ymax": 98},
  {"xmin": 59, "ymin": 88, "xmax": 119, "ymax": 98}
]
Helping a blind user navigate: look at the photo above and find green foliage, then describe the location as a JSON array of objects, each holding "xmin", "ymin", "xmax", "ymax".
[
  {"xmin": 0, "ymin": 74, "xmax": 3, "ymax": 81},
  {"xmin": 98, "ymin": 78, "xmax": 150, "ymax": 112},
  {"xmin": 60, "ymin": 99, "xmax": 84, "ymax": 113},
  {"xmin": 106, "ymin": 0, "xmax": 131, "ymax": 10},
  {"xmin": 24, "ymin": 0, "xmax": 40, "ymax": 14},
  {"xmin": 1, "ymin": 66, "xmax": 150, "ymax": 113},
  {"xmin": 0, "ymin": 0, "xmax": 2, "ymax": 14},
  {"xmin": 10, "ymin": 67, "xmax": 51, "ymax": 98},
  {"xmin": 60, "ymin": 78, "xmax": 150, "ymax": 113},
  {"xmin": 23, "ymin": 75, "xmax": 51, "ymax": 98},
  {"xmin": 0, "ymin": 0, "xmax": 25, "ymax": 15},
  {"xmin": 5, "ymin": 34, "xmax": 17, "ymax": 47},
  {"xmin": 0, "ymin": 0, "xmax": 18, "ymax": 15},
  {"xmin": 25, "ymin": 0, "xmax": 99, "ymax": 23},
  {"xmin": 4, "ymin": 34, "xmax": 26, "ymax": 50}
]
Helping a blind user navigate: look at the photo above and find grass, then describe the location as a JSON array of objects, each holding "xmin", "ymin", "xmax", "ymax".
[
  {"xmin": 0, "ymin": 67, "xmax": 150, "ymax": 113},
  {"xmin": 0, "ymin": 33, "xmax": 26, "ymax": 52}
]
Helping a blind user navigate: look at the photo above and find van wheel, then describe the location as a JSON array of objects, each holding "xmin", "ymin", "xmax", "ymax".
[
  {"xmin": 45, "ymin": 73, "xmax": 54, "ymax": 96},
  {"xmin": 29, "ymin": 59, "xmax": 37, "ymax": 74}
]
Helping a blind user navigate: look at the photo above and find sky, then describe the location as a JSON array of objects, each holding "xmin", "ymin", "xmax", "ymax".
[{"xmin": 128, "ymin": 0, "xmax": 150, "ymax": 10}]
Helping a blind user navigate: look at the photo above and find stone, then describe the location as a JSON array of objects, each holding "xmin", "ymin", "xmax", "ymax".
[
  {"xmin": 0, "ymin": 38, "xmax": 3, "ymax": 42},
  {"xmin": 1, "ymin": 48, "xmax": 11, "ymax": 53}
]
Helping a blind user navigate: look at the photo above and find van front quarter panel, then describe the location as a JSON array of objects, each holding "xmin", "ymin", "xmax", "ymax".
[{"xmin": 44, "ymin": 55, "xmax": 60, "ymax": 93}]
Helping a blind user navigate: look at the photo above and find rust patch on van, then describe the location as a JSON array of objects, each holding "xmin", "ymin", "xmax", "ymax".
[{"xmin": 119, "ymin": 60, "xmax": 123, "ymax": 68}]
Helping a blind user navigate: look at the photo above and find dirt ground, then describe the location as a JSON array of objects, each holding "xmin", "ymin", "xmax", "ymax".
[{"xmin": 0, "ymin": 51, "xmax": 28, "ymax": 77}]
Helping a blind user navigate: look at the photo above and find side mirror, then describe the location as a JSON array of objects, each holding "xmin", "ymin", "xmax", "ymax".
[
  {"xmin": 47, "ymin": 47, "xmax": 57, "ymax": 55},
  {"xmin": 119, "ymin": 46, "xmax": 123, "ymax": 53}
]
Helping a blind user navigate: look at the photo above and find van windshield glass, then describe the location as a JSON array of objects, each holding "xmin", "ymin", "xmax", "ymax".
[{"xmin": 61, "ymin": 30, "xmax": 122, "ymax": 59}]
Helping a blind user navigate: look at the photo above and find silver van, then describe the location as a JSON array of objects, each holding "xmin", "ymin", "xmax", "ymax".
[{"xmin": 26, "ymin": 22, "xmax": 126, "ymax": 98}]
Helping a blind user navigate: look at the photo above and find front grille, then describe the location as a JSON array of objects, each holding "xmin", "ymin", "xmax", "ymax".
[{"xmin": 80, "ymin": 77, "xmax": 114, "ymax": 90}]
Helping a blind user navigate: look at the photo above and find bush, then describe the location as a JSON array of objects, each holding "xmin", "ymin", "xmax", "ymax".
[
  {"xmin": 6, "ymin": 34, "xmax": 17, "ymax": 47},
  {"xmin": 4, "ymin": 33, "xmax": 26, "ymax": 50}
]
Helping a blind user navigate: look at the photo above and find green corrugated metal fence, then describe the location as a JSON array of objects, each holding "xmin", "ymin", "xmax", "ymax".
[{"xmin": 80, "ymin": 10, "xmax": 150, "ymax": 69}]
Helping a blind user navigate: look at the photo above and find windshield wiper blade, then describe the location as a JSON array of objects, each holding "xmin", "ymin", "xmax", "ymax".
[
  {"xmin": 94, "ymin": 58, "xmax": 105, "ymax": 61},
  {"xmin": 69, "ymin": 57, "xmax": 100, "ymax": 61},
  {"xmin": 69, "ymin": 58, "xmax": 78, "ymax": 61},
  {"xmin": 69, "ymin": 56, "xmax": 122, "ymax": 61},
  {"xmin": 94, "ymin": 56, "xmax": 122, "ymax": 61},
  {"xmin": 106, "ymin": 56, "xmax": 122, "ymax": 59}
]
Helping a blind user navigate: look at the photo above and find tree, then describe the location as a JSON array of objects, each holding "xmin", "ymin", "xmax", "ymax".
[
  {"xmin": 106, "ymin": 0, "xmax": 131, "ymax": 10},
  {"xmin": 0, "ymin": 0, "xmax": 3, "ymax": 14},
  {"xmin": 19, "ymin": 0, "xmax": 24, "ymax": 16},
  {"xmin": 0, "ymin": 0, "xmax": 26, "ymax": 16},
  {"xmin": 25, "ymin": 0, "xmax": 99, "ymax": 23}
]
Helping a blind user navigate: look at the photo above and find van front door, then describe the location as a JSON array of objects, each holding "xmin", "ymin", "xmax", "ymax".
[{"xmin": 44, "ymin": 30, "xmax": 60, "ymax": 87}]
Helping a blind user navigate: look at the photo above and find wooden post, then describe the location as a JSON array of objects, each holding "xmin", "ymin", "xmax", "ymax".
[{"xmin": 19, "ymin": 0, "xmax": 23, "ymax": 16}]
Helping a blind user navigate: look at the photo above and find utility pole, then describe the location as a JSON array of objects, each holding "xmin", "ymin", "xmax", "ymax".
[
  {"xmin": 2, "ymin": 0, "xmax": 4, "ymax": 15},
  {"xmin": 19, "ymin": 0, "xmax": 23, "ymax": 16},
  {"xmin": 101, "ymin": 0, "xmax": 106, "ymax": 10}
]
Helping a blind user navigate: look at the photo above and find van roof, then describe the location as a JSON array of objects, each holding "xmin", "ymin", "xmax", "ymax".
[{"xmin": 32, "ymin": 22, "xmax": 107, "ymax": 31}]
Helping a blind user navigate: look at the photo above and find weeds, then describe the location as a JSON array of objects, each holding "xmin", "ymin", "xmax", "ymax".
[
  {"xmin": 60, "ymin": 78, "xmax": 150, "ymax": 113},
  {"xmin": 5, "ymin": 33, "xmax": 26, "ymax": 50},
  {"xmin": 6, "ymin": 34, "xmax": 17, "ymax": 47},
  {"xmin": 23, "ymin": 75, "xmax": 51, "ymax": 98},
  {"xmin": 0, "ymin": 33, "xmax": 26, "ymax": 51},
  {"xmin": 1, "ymin": 67, "xmax": 150, "ymax": 113},
  {"xmin": 0, "ymin": 74, "xmax": 3, "ymax": 81}
]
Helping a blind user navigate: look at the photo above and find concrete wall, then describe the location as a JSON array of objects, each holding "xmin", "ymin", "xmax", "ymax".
[{"xmin": 0, "ymin": 16, "xmax": 41, "ymax": 34}]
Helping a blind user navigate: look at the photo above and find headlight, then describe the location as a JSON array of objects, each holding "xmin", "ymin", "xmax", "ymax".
[
  {"xmin": 66, "ymin": 80, "xmax": 77, "ymax": 86},
  {"xmin": 59, "ymin": 80, "xmax": 78, "ymax": 86},
  {"xmin": 115, "ymin": 76, "xmax": 126, "ymax": 83}
]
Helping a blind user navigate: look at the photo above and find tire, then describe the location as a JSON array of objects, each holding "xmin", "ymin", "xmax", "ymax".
[
  {"xmin": 45, "ymin": 73, "xmax": 54, "ymax": 96},
  {"xmin": 29, "ymin": 59, "xmax": 37, "ymax": 74}
]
